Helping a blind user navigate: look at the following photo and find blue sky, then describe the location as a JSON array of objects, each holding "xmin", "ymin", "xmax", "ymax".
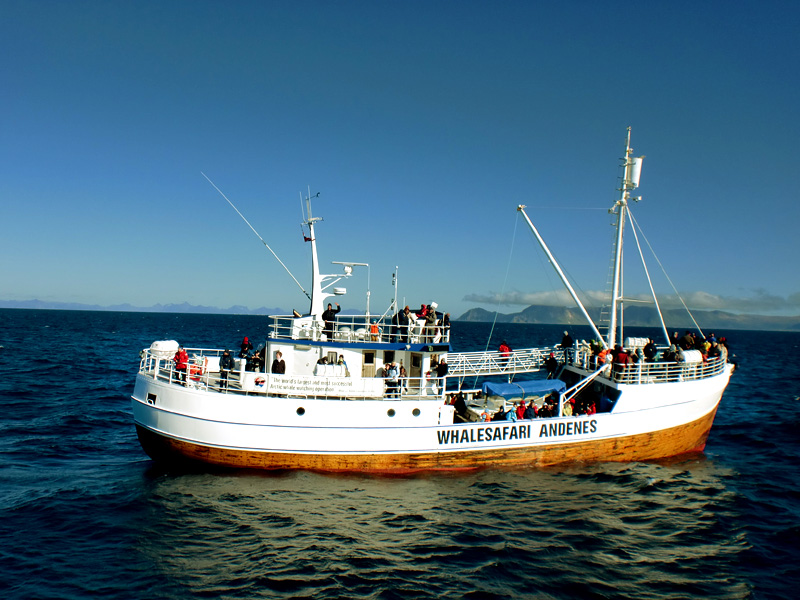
[{"xmin": 2, "ymin": 0, "xmax": 799, "ymax": 318}]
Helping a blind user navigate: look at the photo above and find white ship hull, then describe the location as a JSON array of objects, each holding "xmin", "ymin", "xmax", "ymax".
[{"xmin": 131, "ymin": 365, "xmax": 732, "ymax": 472}]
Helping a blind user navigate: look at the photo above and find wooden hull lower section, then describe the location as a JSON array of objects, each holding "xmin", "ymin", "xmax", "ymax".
[{"xmin": 135, "ymin": 406, "xmax": 718, "ymax": 473}]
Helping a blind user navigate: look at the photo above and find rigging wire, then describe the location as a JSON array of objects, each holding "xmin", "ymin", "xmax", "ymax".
[
  {"xmin": 201, "ymin": 172, "xmax": 311, "ymax": 301},
  {"xmin": 471, "ymin": 214, "xmax": 520, "ymax": 389},
  {"xmin": 626, "ymin": 207, "xmax": 671, "ymax": 345},
  {"xmin": 627, "ymin": 210, "xmax": 704, "ymax": 337}
]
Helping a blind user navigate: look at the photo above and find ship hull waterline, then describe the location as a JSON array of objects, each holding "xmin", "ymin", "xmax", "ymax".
[{"xmin": 134, "ymin": 406, "xmax": 718, "ymax": 474}]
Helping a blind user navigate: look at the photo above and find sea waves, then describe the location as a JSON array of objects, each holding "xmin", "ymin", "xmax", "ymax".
[{"xmin": 0, "ymin": 310, "xmax": 798, "ymax": 599}]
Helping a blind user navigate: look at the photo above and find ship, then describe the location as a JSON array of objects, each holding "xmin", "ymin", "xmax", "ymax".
[{"xmin": 131, "ymin": 129, "xmax": 733, "ymax": 472}]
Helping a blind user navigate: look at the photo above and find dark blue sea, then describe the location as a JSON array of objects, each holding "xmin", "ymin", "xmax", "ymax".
[{"xmin": 1, "ymin": 308, "xmax": 799, "ymax": 599}]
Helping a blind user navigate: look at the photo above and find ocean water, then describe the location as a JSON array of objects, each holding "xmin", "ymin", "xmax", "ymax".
[{"xmin": 1, "ymin": 308, "xmax": 799, "ymax": 599}]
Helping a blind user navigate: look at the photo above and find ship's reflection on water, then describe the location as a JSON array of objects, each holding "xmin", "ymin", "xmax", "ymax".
[{"xmin": 134, "ymin": 456, "xmax": 747, "ymax": 599}]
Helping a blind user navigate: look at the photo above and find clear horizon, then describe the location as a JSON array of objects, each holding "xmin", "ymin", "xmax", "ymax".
[
  {"xmin": 2, "ymin": 298, "xmax": 798, "ymax": 323},
  {"xmin": 3, "ymin": 1, "xmax": 799, "ymax": 318}
]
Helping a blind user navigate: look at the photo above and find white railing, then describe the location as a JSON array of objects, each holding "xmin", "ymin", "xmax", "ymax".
[
  {"xmin": 139, "ymin": 347, "xmax": 227, "ymax": 389},
  {"xmin": 267, "ymin": 314, "xmax": 451, "ymax": 344},
  {"xmin": 138, "ymin": 347, "xmax": 448, "ymax": 400},
  {"xmin": 445, "ymin": 347, "xmax": 562, "ymax": 377},
  {"xmin": 572, "ymin": 350, "xmax": 728, "ymax": 384}
]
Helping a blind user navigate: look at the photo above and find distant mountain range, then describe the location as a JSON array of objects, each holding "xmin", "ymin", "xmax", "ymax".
[
  {"xmin": 0, "ymin": 299, "xmax": 283, "ymax": 315},
  {"xmin": 457, "ymin": 305, "xmax": 800, "ymax": 332},
  {"xmin": 2, "ymin": 299, "xmax": 799, "ymax": 331}
]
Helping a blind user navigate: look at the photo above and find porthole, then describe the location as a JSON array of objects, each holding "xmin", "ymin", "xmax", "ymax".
[
  {"xmin": 296, "ymin": 407, "xmax": 306, "ymax": 416},
  {"xmin": 412, "ymin": 408, "xmax": 421, "ymax": 417},
  {"xmin": 387, "ymin": 409, "xmax": 396, "ymax": 417}
]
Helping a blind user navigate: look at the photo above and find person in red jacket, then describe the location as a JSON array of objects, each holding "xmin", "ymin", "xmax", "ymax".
[
  {"xmin": 174, "ymin": 346, "xmax": 189, "ymax": 385},
  {"xmin": 498, "ymin": 341, "xmax": 512, "ymax": 370},
  {"xmin": 515, "ymin": 401, "xmax": 526, "ymax": 420}
]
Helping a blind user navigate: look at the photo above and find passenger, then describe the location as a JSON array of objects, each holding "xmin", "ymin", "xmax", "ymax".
[
  {"xmin": 562, "ymin": 399, "xmax": 574, "ymax": 417},
  {"xmin": 370, "ymin": 319, "xmax": 381, "ymax": 341},
  {"xmin": 271, "ymin": 350, "xmax": 286, "ymax": 374},
  {"xmin": 718, "ymin": 338, "xmax": 729, "ymax": 363},
  {"xmin": 435, "ymin": 358, "xmax": 448, "ymax": 392},
  {"xmin": 523, "ymin": 400, "xmax": 538, "ymax": 420},
  {"xmin": 643, "ymin": 338, "xmax": 657, "ymax": 362},
  {"xmin": 416, "ymin": 303, "xmax": 428, "ymax": 318},
  {"xmin": 322, "ymin": 302, "xmax": 341, "ymax": 341},
  {"xmin": 425, "ymin": 306, "xmax": 437, "ymax": 342},
  {"xmin": 561, "ymin": 331, "xmax": 575, "ymax": 363},
  {"xmin": 596, "ymin": 347, "xmax": 610, "ymax": 367},
  {"xmin": 480, "ymin": 411, "xmax": 490, "ymax": 422},
  {"xmin": 337, "ymin": 354, "xmax": 349, "ymax": 376},
  {"xmin": 385, "ymin": 362, "xmax": 400, "ymax": 397},
  {"xmin": 611, "ymin": 345, "xmax": 629, "ymax": 378},
  {"xmin": 174, "ymin": 346, "xmax": 189, "ymax": 385},
  {"xmin": 545, "ymin": 352, "xmax": 559, "ymax": 379},
  {"xmin": 492, "ymin": 406, "xmax": 507, "ymax": 421},
  {"xmin": 679, "ymin": 331, "xmax": 694, "ymax": 351},
  {"xmin": 399, "ymin": 364, "xmax": 407, "ymax": 392},
  {"xmin": 504, "ymin": 405, "xmax": 518, "ymax": 421},
  {"xmin": 239, "ymin": 337, "xmax": 253, "ymax": 358},
  {"xmin": 538, "ymin": 401, "xmax": 552, "ymax": 419},
  {"xmin": 663, "ymin": 345, "xmax": 677, "ymax": 362},
  {"xmin": 398, "ymin": 306, "xmax": 411, "ymax": 343},
  {"xmin": 690, "ymin": 333, "xmax": 704, "ymax": 353},
  {"xmin": 248, "ymin": 347, "xmax": 265, "ymax": 371},
  {"xmin": 498, "ymin": 341, "xmax": 512, "ymax": 369},
  {"xmin": 454, "ymin": 393, "xmax": 468, "ymax": 420},
  {"xmin": 515, "ymin": 401, "xmax": 526, "ymax": 420},
  {"xmin": 219, "ymin": 349, "xmax": 235, "ymax": 389}
]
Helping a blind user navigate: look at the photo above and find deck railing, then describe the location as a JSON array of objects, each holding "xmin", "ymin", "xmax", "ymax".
[
  {"xmin": 572, "ymin": 350, "xmax": 728, "ymax": 384},
  {"xmin": 138, "ymin": 343, "xmax": 729, "ymax": 405},
  {"xmin": 445, "ymin": 347, "xmax": 562, "ymax": 377},
  {"xmin": 267, "ymin": 314, "xmax": 450, "ymax": 344},
  {"xmin": 138, "ymin": 347, "xmax": 448, "ymax": 400}
]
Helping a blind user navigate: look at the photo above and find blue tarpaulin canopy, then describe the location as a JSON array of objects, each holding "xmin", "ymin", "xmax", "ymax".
[{"xmin": 482, "ymin": 379, "xmax": 566, "ymax": 400}]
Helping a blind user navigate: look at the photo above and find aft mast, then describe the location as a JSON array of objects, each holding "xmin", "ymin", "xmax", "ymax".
[{"xmin": 305, "ymin": 192, "xmax": 324, "ymax": 318}]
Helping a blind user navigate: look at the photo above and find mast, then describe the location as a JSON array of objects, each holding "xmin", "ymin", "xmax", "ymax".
[{"xmin": 608, "ymin": 127, "xmax": 644, "ymax": 348}]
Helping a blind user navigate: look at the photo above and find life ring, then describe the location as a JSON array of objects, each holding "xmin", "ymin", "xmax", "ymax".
[{"xmin": 189, "ymin": 365, "xmax": 203, "ymax": 381}]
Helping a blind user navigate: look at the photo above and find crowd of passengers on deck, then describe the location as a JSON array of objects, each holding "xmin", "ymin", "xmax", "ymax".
[
  {"xmin": 325, "ymin": 303, "xmax": 451, "ymax": 343},
  {"xmin": 576, "ymin": 331, "xmax": 731, "ymax": 373},
  {"xmin": 447, "ymin": 391, "xmax": 598, "ymax": 424}
]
